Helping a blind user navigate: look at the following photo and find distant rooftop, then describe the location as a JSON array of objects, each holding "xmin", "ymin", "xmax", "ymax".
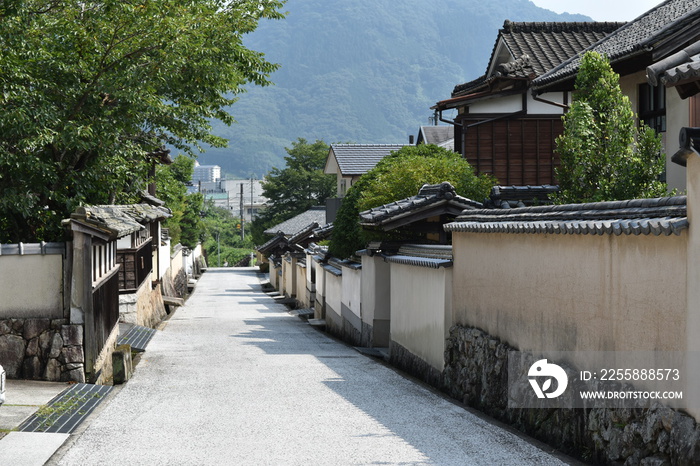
[
  {"xmin": 327, "ymin": 144, "xmax": 408, "ymax": 176},
  {"xmin": 263, "ymin": 206, "xmax": 327, "ymax": 236}
]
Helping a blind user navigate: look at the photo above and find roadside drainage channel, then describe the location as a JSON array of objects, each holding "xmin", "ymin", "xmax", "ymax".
[
  {"xmin": 18, "ymin": 383, "xmax": 113, "ymax": 434},
  {"xmin": 118, "ymin": 324, "xmax": 157, "ymax": 352}
]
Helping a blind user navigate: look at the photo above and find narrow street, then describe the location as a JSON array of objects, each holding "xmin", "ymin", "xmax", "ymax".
[{"xmin": 50, "ymin": 268, "xmax": 570, "ymax": 465}]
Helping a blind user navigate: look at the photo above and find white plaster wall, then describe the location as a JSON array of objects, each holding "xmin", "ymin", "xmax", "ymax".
[
  {"xmin": 664, "ymin": 88, "xmax": 689, "ymax": 192},
  {"xmin": 469, "ymin": 93, "xmax": 522, "ymax": 114},
  {"xmin": 282, "ymin": 257, "xmax": 295, "ymax": 298},
  {"xmin": 685, "ymin": 155, "xmax": 700, "ymax": 418},
  {"xmin": 313, "ymin": 259, "xmax": 326, "ymax": 318},
  {"xmin": 360, "ymin": 255, "xmax": 392, "ymax": 346},
  {"xmin": 527, "ymin": 92, "xmax": 568, "ymax": 114},
  {"xmin": 464, "ymin": 91, "xmax": 566, "ymax": 116},
  {"xmin": 306, "ymin": 252, "xmax": 314, "ymax": 285},
  {"xmin": 269, "ymin": 262, "xmax": 279, "ymax": 290},
  {"xmin": 452, "ymin": 231, "xmax": 687, "ymax": 355},
  {"xmin": 295, "ymin": 264, "xmax": 308, "ymax": 307},
  {"xmin": 341, "ymin": 266, "xmax": 362, "ymax": 322},
  {"xmin": 170, "ymin": 247, "xmax": 184, "ymax": 278},
  {"xmin": 390, "ymin": 263, "xmax": 452, "ymax": 371},
  {"xmin": 325, "ymin": 270, "xmax": 342, "ymax": 327},
  {"xmin": 452, "ymin": 228, "xmax": 696, "ymax": 414},
  {"xmin": 360, "ymin": 255, "xmax": 377, "ymax": 325},
  {"xmin": 0, "ymin": 254, "xmax": 64, "ymax": 319},
  {"xmin": 158, "ymin": 229, "xmax": 171, "ymax": 280}
]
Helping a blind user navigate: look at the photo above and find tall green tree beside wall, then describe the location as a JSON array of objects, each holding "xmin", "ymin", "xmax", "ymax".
[
  {"xmin": 156, "ymin": 154, "xmax": 207, "ymax": 248},
  {"xmin": 0, "ymin": 0, "xmax": 284, "ymax": 243},
  {"xmin": 329, "ymin": 145, "xmax": 494, "ymax": 259},
  {"xmin": 554, "ymin": 51, "xmax": 668, "ymax": 203}
]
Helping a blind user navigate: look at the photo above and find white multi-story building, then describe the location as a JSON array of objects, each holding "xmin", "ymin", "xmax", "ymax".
[{"xmin": 192, "ymin": 164, "xmax": 221, "ymax": 183}]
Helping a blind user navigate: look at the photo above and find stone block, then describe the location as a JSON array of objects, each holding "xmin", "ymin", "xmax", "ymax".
[
  {"xmin": 50, "ymin": 319, "xmax": 67, "ymax": 330},
  {"xmin": 39, "ymin": 331, "xmax": 53, "ymax": 359},
  {"xmin": 26, "ymin": 337, "xmax": 39, "ymax": 357},
  {"xmin": 44, "ymin": 358, "xmax": 62, "ymax": 381},
  {"xmin": 11, "ymin": 319, "xmax": 24, "ymax": 333},
  {"xmin": 22, "ymin": 356, "xmax": 42, "ymax": 380},
  {"xmin": 0, "ymin": 320, "xmax": 12, "ymax": 335},
  {"xmin": 0, "ymin": 334, "xmax": 26, "ymax": 378},
  {"xmin": 61, "ymin": 345, "xmax": 84, "ymax": 364},
  {"xmin": 61, "ymin": 325, "xmax": 83, "ymax": 346},
  {"xmin": 49, "ymin": 333, "xmax": 63, "ymax": 359},
  {"xmin": 61, "ymin": 367, "xmax": 85, "ymax": 383},
  {"xmin": 112, "ymin": 344, "xmax": 133, "ymax": 385},
  {"xmin": 23, "ymin": 319, "xmax": 50, "ymax": 340}
]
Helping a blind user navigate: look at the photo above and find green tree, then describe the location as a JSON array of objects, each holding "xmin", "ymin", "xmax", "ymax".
[
  {"xmin": 201, "ymin": 203, "xmax": 255, "ymax": 266},
  {"xmin": 329, "ymin": 145, "xmax": 494, "ymax": 259},
  {"xmin": 156, "ymin": 154, "xmax": 201, "ymax": 247},
  {"xmin": 252, "ymin": 137, "xmax": 335, "ymax": 244},
  {"xmin": 554, "ymin": 51, "xmax": 667, "ymax": 203},
  {"xmin": 180, "ymin": 193, "xmax": 205, "ymax": 249},
  {"xmin": 0, "ymin": 0, "xmax": 284, "ymax": 243}
]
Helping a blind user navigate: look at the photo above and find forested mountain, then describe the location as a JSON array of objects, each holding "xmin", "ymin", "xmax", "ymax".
[{"xmin": 201, "ymin": 0, "xmax": 589, "ymax": 177}]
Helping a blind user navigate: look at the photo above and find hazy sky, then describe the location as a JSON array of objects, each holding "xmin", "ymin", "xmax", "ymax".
[{"xmin": 530, "ymin": 0, "xmax": 664, "ymax": 21}]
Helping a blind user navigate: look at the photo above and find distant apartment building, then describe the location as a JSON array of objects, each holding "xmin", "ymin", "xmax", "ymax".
[{"xmin": 192, "ymin": 164, "xmax": 221, "ymax": 183}]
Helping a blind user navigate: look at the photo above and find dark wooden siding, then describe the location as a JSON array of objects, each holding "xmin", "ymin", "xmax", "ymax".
[
  {"xmin": 691, "ymin": 94, "xmax": 700, "ymax": 127},
  {"xmin": 117, "ymin": 238, "xmax": 153, "ymax": 293},
  {"xmin": 461, "ymin": 117, "xmax": 563, "ymax": 186},
  {"xmin": 86, "ymin": 270, "xmax": 120, "ymax": 378}
]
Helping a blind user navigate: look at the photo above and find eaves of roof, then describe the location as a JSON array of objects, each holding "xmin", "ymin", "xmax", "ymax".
[
  {"xmin": 433, "ymin": 86, "xmax": 525, "ymax": 111},
  {"xmin": 256, "ymin": 232, "xmax": 287, "ymax": 254},
  {"xmin": 287, "ymin": 222, "xmax": 320, "ymax": 245},
  {"xmin": 533, "ymin": 0, "xmax": 700, "ymax": 93},
  {"xmin": 663, "ymin": 59, "xmax": 700, "ymax": 97},
  {"xmin": 359, "ymin": 182, "xmax": 483, "ymax": 230},
  {"xmin": 647, "ymin": 39, "xmax": 700, "ymax": 98},
  {"xmin": 69, "ymin": 204, "xmax": 172, "ymax": 240},
  {"xmin": 445, "ymin": 196, "xmax": 688, "ymax": 236},
  {"xmin": 383, "ymin": 254, "xmax": 453, "ymax": 269}
]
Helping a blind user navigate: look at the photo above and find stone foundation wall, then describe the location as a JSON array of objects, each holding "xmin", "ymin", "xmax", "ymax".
[
  {"xmin": 161, "ymin": 266, "xmax": 188, "ymax": 301},
  {"xmin": 119, "ymin": 280, "xmax": 167, "ymax": 328},
  {"xmin": 0, "ymin": 318, "xmax": 85, "ymax": 382},
  {"xmin": 443, "ymin": 325, "xmax": 700, "ymax": 464}
]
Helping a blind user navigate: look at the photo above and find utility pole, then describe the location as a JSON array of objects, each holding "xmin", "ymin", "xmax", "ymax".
[
  {"xmin": 250, "ymin": 176, "xmax": 254, "ymax": 220},
  {"xmin": 216, "ymin": 231, "xmax": 220, "ymax": 267},
  {"xmin": 239, "ymin": 183, "xmax": 244, "ymax": 240}
]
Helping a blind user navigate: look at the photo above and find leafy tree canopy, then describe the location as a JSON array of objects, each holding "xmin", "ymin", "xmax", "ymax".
[
  {"xmin": 252, "ymin": 137, "xmax": 335, "ymax": 244},
  {"xmin": 329, "ymin": 144, "xmax": 495, "ymax": 259},
  {"xmin": 0, "ymin": 0, "xmax": 285, "ymax": 242},
  {"xmin": 156, "ymin": 155, "xmax": 204, "ymax": 248},
  {"xmin": 201, "ymin": 202, "xmax": 254, "ymax": 267},
  {"xmin": 554, "ymin": 51, "xmax": 668, "ymax": 203}
]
